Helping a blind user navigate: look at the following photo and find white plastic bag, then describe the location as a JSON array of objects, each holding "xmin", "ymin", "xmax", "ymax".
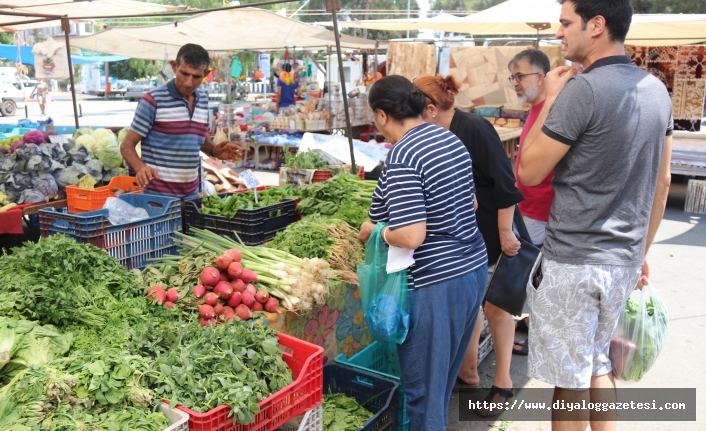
[
  {"xmin": 103, "ymin": 197, "xmax": 149, "ymax": 225},
  {"xmin": 609, "ymin": 283, "xmax": 668, "ymax": 382}
]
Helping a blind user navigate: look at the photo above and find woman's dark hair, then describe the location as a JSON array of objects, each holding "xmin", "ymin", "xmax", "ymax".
[
  {"xmin": 368, "ymin": 75, "xmax": 427, "ymax": 121},
  {"xmin": 559, "ymin": 0, "xmax": 632, "ymax": 42},
  {"xmin": 284, "ymin": 63, "xmax": 292, "ymax": 73}
]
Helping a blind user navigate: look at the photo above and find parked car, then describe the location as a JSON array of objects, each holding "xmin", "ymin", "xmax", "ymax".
[
  {"xmin": 0, "ymin": 81, "xmax": 26, "ymax": 116},
  {"xmin": 125, "ymin": 79, "xmax": 159, "ymax": 101}
]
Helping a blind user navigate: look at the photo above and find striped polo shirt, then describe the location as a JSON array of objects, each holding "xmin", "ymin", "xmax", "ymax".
[
  {"xmin": 130, "ymin": 79, "xmax": 209, "ymax": 197},
  {"xmin": 368, "ymin": 122, "xmax": 488, "ymax": 289}
]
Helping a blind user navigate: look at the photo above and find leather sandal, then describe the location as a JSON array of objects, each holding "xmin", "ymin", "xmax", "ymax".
[{"xmin": 476, "ymin": 385, "xmax": 515, "ymax": 417}]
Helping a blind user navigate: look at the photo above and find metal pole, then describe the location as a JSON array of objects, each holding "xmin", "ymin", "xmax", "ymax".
[
  {"xmin": 406, "ymin": 0, "xmax": 410, "ymax": 39},
  {"xmin": 104, "ymin": 61, "xmax": 109, "ymax": 100},
  {"xmin": 61, "ymin": 18, "xmax": 79, "ymax": 129},
  {"xmin": 326, "ymin": 0, "xmax": 356, "ymax": 172}
]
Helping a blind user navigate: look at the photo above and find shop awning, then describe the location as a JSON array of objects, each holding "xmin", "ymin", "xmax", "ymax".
[
  {"xmin": 0, "ymin": 44, "xmax": 127, "ymax": 65},
  {"xmin": 316, "ymin": 0, "xmax": 706, "ymax": 46},
  {"xmin": 0, "ymin": 0, "xmax": 186, "ymax": 31},
  {"xmin": 69, "ymin": 8, "xmax": 385, "ymax": 60}
]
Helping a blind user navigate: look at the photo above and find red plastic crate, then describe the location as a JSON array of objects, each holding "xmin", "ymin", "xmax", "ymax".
[
  {"xmin": 175, "ymin": 333, "xmax": 323, "ymax": 431},
  {"xmin": 66, "ymin": 176, "xmax": 141, "ymax": 213},
  {"xmin": 310, "ymin": 170, "xmax": 333, "ymax": 183}
]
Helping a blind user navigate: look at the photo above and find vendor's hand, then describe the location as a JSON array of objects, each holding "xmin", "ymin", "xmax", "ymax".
[
  {"xmin": 545, "ymin": 65, "xmax": 578, "ymax": 102},
  {"xmin": 358, "ymin": 221, "xmax": 376, "ymax": 243},
  {"xmin": 213, "ymin": 142, "xmax": 244, "ymax": 160},
  {"xmin": 500, "ymin": 230, "xmax": 521, "ymax": 256},
  {"xmin": 636, "ymin": 255, "xmax": 650, "ymax": 290},
  {"xmin": 135, "ymin": 165, "xmax": 159, "ymax": 187}
]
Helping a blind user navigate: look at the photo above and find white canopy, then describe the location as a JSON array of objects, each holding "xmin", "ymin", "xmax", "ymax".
[
  {"xmin": 317, "ymin": 0, "xmax": 706, "ymax": 46},
  {"xmin": 70, "ymin": 8, "xmax": 384, "ymax": 60},
  {"xmin": 0, "ymin": 0, "xmax": 185, "ymax": 31}
]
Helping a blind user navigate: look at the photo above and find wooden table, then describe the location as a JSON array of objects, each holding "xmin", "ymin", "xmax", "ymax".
[{"xmin": 494, "ymin": 126, "xmax": 523, "ymax": 159}]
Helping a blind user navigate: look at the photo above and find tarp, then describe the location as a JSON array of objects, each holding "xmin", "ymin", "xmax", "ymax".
[
  {"xmin": 0, "ymin": 0, "xmax": 185, "ymax": 31},
  {"xmin": 69, "ymin": 8, "xmax": 385, "ymax": 60},
  {"xmin": 317, "ymin": 0, "xmax": 706, "ymax": 46},
  {"xmin": 0, "ymin": 44, "xmax": 127, "ymax": 65}
]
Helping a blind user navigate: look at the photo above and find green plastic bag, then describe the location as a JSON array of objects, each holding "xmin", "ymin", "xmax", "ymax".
[{"xmin": 357, "ymin": 222, "xmax": 410, "ymax": 344}]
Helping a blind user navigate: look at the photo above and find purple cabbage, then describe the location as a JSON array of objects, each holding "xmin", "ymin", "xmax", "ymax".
[
  {"xmin": 23, "ymin": 130, "xmax": 45, "ymax": 145},
  {"xmin": 18, "ymin": 188, "xmax": 49, "ymax": 204},
  {"xmin": 31, "ymin": 173, "xmax": 59, "ymax": 198}
]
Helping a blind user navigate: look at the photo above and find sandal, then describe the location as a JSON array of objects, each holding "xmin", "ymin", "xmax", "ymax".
[
  {"xmin": 515, "ymin": 317, "xmax": 529, "ymax": 333},
  {"xmin": 454, "ymin": 376, "xmax": 480, "ymax": 390},
  {"xmin": 476, "ymin": 385, "xmax": 515, "ymax": 416},
  {"xmin": 512, "ymin": 340, "xmax": 529, "ymax": 356}
]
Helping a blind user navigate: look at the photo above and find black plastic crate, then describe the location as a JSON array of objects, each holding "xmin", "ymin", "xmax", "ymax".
[
  {"xmin": 323, "ymin": 364, "xmax": 399, "ymax": 431},
  {"xmin": 183, "ymin": 193, "xmax": 296, "ymax": 245}
]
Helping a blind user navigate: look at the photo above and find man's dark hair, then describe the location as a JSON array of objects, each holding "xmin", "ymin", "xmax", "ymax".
[
  {"xmin": 558, "ymin": 0, "xmax": 633, "ymax": 42},
  {"xmin": 508, "ymin": 49, "xmax": 551, "ymax": 74},
  {"xmin": 175, "ymin": 43, "xmax": 210, "ymax": 71},
  {"xmin": 368, "ymin": 75, "xmax": 426, "ymax": 122}
]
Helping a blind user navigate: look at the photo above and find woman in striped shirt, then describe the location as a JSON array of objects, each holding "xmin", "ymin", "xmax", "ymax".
[{"xmin": 358, "ymin": 75, "xmax": 488, "ymax": 431}]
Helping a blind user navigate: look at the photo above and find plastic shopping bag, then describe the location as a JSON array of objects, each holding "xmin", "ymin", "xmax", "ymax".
[
  {"xmin": 609, "ymin": 283, "xmax": 668, "ymax": 382},
  {"xmin": 103, "ymin": 197, "xmax": 149, "ymax": 225},
  {"xmin": 357, "ymin": 222, "xmax": 410, "ymax": 344}
]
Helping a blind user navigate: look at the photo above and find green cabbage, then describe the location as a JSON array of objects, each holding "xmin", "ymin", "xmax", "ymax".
[
  {"xmin": 91, "ymin": 128, "xmax": 114, "ymax": 140},
  {"xmin": 72, "ymin": 126, "xmax": 93, "ymax": 139},
  {"xmin": 117, "ymin": 127, "xmax": 129, "ymax": 143},
  {"xmin": 98, "ymin": 144, "xmax": 123, "ymax": 169},
  {"xmin": 0, "ymin": 322, "xmax": 72, "ymax": 381},
  {"xmin": 93, "ymin": 134, "xmax": 118, "ymax": 158}
]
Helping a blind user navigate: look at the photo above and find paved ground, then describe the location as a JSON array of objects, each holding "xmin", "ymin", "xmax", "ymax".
[{"xmin": 447, "ymin": 181, "xmax": 706, "ymax": 431}]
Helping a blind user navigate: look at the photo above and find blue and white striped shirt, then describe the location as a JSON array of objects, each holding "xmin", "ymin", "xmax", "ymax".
[
  {"xmin": 130, "ymin": 80, "xmax": 209, "ymax": 197},
  {"xmin": 369, "ymin": 122, "xmax": 487, "ymax": 289}
]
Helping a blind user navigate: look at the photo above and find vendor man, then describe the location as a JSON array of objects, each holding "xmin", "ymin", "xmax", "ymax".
[{"xmin": 120, "ymin": 43, "xmax": 242, "ymax": 199}]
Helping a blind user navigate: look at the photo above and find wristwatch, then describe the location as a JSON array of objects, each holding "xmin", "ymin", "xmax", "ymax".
[{"xmin": 209, "ymin": 145, "xmax": 216, "ymax": 157}]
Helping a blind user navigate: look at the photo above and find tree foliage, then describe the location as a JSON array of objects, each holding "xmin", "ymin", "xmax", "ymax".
[
  {"xmin": 430, "ymin": 0, "xmax": 503, "ymax": 13},
  {"xmin": 109, "ymin": 59, "xmax": 164, "ymax": 80}
]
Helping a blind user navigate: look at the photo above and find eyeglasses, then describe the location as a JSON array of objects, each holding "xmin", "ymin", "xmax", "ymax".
[{"xmin": 508, "ymin": 72, "xmax": 540, "ymax": 84}]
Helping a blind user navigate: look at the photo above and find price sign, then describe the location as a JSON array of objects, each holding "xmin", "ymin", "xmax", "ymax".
[
  {"xmin": 48, "ymin": 135, "xmax": 69, "ymax": 145},
  {"xmin": 239, "ymin": 169, "xmax": 261, "ymax": 203}
]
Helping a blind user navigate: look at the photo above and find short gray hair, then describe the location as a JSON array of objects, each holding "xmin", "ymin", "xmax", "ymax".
[
  {"xmin": 508, "ymin": 49, "xmax": 550, "ymax": 74},
  {"xmin": 175, "ymin": 43, "xmax": 210, "ymax": 71}
]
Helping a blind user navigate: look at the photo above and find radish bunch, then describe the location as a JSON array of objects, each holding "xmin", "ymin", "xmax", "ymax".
[
  {"xmin": 195, "ymin": 249, "xmax": 280, "ymax": 326},
  {"xmin": 146, "ymin": 285, "xmax": 180, "ymax": 309}
]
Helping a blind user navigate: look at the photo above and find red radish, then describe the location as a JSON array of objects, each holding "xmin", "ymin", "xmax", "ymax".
[
  {"xmin": 235, "ymin": 304, "xmax": 252, "ymax": 320},
  {"xmin": 218, "ymin": 272, "xmax": 229, "ymax": 282},
  {"xmin": 200, "ymin": 267, "xmax": 220, "ymax": 287},
  {"xmin": 251, "ymin": 302, "xmax": 263, "ymax": 311},
  {"xmin": 199, "ymin": 304, "xmax": 215, "ymax": 319},
  {"xmin": 215, "ymin": 254, "xmax": 233, "ymax": 270},
  {"xmin": 147, "ymin": 286, "xmax": 167, "ymax": 305},
  {"xmin": 223, "ymin": 306, "xmax": 235, "ymax": 321},
  {"xmin": 225, "ymin": 248, "xmax": 242, "ymax": 263},
  {"xmin": 227, "ymin": 291, "xmax": 242, "ymax": 307},
  {"xmin": 165, "ymin": 301, "xmax": 174, "ymax": 309},
  {"xmin": 231, "ymin": 279, "xmax": 245, "ymax": 293},
  {"xmin": 204, "ymin": 292, "xmax": 219, "ymax": 306},
  {"xmin": 241, "ymin": 290, "xmax": 256, "ymax": 307},
  {"xmin": 214, "ymin": 281, "xmax": 233, "ymax": 300},
  {"xmin": 240, "ymin": 269, "xmax": 258, "ymax": 283},
  {"xmin": 200, "ymin": 318, "xmax": 209, "ymax": 327},
  {"xmin": 227, "ymin": 262, "xmax": 243, "ymax": 279},
  {"xmin": 255, "ymin": 289, "xmax": 270, "ymax": 304},
  {"xmin": 214, "ymin": 302, "xmax": 225, "ymax": 316},
  {"xmin": 166, "ymin": 288, "xmax": 179, "ymax": 303},
  {"xmin": 246, "ymin": 284, "xmax": 257, "ymax": 296},
  {"xmin": 264, "ymin": 297, "xmax": 280, "ymax": 313},
  {"xmin": 193, "ymin": 285, "xmax": 206, "ymax": 298}
]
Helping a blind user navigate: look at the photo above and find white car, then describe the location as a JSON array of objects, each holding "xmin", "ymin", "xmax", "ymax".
[
  {"xmin": 126, "ymin": 79, "xmax": 159, "ymax": 101},
  {"xmin": 0, "ymin": 81, "xmax": 26, "ymax": 116}
]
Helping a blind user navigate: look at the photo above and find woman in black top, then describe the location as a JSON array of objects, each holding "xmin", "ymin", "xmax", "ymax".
[{"xmin": 414, "ymin": 75, "xmax": 528, "ymax": 415}]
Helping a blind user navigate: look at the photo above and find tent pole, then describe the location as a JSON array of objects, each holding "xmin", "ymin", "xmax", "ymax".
[
  {"xmin": 61, "ymin": 18, "xmax": 79, "ymax": 129},
  {"xmin": 326, "ymin": 0, "xmax": 356, "ymax": 173}
]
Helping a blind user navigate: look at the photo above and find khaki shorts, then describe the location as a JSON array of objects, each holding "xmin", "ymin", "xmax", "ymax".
[{"xmin": 526, "ymin": 255, "xmax": 640, "ymax": 389}]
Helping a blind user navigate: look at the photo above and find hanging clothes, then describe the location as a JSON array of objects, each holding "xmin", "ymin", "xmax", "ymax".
[{"xmin": 230, "ymin": 57, "xmax": 243, "ymax": 80}]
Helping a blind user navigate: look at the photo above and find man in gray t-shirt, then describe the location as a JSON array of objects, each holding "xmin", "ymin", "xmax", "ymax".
[{"xmin": 517, "ymin": 0, "xmax": 672, "ymax": 427}]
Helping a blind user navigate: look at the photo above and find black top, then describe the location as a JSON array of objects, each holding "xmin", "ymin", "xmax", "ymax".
[{"xmin": 449, "ymin": 109, "xmax": 526, "ymax": 262}]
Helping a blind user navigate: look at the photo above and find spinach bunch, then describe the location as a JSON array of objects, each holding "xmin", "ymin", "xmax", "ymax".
[
  {"xmin": 136, "ymin": 320, "xmax": 293, "ymax": 425},
  {"xmin": 199, "ymin": 185, "xmax": 298, "ymax": 218},
  {"xmin": 322, "ymin": 393, "xmax": 374, "ymax": 431},
  {"xmin": 0, "ymin": 234, "xmax": 143, "ymax": 329},
  {"xmin": 283, "ymin": 149, "xmax": 332, "ymax": 170},
  {"xmin": 268, "ymin": 214, "xmax": 335, "ymax": 259},
  {"xmin": 296, "ymin": 175, "xmax": 376, "ymax": 227}
]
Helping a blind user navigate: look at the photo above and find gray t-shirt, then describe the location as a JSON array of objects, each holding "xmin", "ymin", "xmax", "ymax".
[{"xmin": 541, "ymin": 55, "xmax": 673, "ymax": 267}]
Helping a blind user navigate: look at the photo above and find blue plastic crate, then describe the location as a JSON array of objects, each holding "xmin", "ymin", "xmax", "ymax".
[
  {"xmin": 335, "ymin": 342, "xmax": 409, "ymax": 431},
  {"xmin": 38, "ymin": 194, "xmax": 182, "ymax": 270},
  {"xmin": 324, "ymin": 364, "xmax": 398, "ymax": 431}
]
